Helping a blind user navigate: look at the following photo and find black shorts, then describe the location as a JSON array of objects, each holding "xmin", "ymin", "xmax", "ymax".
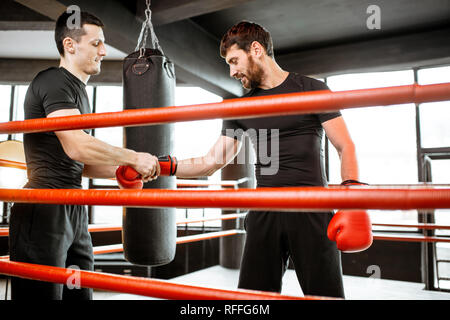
[
  {"xmin": 238, "ymin": 210, "xmax": 345, "ymax": 298},
  {"xmin": 9, "ymin": 202, "xmax": 94, "ymax": 300}
]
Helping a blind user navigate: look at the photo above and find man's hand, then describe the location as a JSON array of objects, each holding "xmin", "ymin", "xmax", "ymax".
[{"xmin": 133, "ymin": 152, "xmax": 160, "ymax": 182}]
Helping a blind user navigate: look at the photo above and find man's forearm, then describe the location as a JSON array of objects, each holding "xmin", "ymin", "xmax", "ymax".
[
  {"xmin": 69, "ymin": 131, "xmax": 138, "ymax": 167},
  {"xmin": 175, "ymin": 156, "xmax": 220, "ymax": 178},
  {"xmin": 82, "ymin": 164, "xmax": 118, "ymax": 179},
  {"xmin": 339, "ymin": 145, "xmax": 359, "ymax": 181}
]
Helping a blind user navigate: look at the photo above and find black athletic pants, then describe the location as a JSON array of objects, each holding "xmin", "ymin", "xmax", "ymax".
[
  {"xmin": 238, "ymin": 211, "xmax": 345, "ymax": 298},
  {"xmin": 9, "ymin": 202, "xmax": 94, "ymax": 300}
]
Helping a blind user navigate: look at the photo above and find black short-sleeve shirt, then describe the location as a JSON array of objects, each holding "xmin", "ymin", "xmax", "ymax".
[
  {"xmin": 23, "ymin": 67, "xmax": 91, "ymax": 189},
  {"xmin": 221, "ymin": 73, "xmax": 341, "ymax": 187}
]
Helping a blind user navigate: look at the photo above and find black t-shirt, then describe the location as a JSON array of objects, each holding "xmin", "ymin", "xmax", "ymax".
[
  {"xmin": 23, "ymin": 67, "xmax": 91, "ymax": 189},
  {"xmin": 221, "ymin": 73, "xmax": 341, "ymax": 187}
]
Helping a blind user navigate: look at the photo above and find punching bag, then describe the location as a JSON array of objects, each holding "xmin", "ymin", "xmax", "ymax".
[{"xmin": 121, "ymin": 4, "xmax": 177, "ymax": 266}]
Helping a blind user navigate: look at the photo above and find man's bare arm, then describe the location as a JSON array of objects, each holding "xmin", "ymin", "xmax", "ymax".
[
  {"xmin": 322, "ymin": 116, "xmax": 359, "ymax": 181},
  {"xmin": 48, "ymin": 109, "xmax": 159, "ymax": 181},
  {"xmin": 176, "ymin": 135, "xmax": 241, "ymax": 178}
]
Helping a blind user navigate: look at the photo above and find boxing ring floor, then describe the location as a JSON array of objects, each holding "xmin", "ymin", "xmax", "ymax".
[
  {"xmin": 92, "ymin": 266, "xmax": 450, "ymax": 300},
  {"xmin": 95, "ymin": 266, "xmax": 450, "ymax": 300},
  {"xmin": 1, "ymin": 266, "xmax": 449, "ymax": 300},
  {"xmin": 1, "ymin": 261, "xmax": 449, "ymax": 301},
  {"xmin": 0, "ymin": 265, "xmax": 438, "ymax": 300}
]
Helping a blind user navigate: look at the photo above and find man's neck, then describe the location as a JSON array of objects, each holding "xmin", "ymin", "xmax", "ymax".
[
  {"xmin": 258, "ymin": 58, "xmax": 289, "ymax": 90},
  {"xmin": 59, "ymin": 58, "xmax": 90, "ymax": 84}
]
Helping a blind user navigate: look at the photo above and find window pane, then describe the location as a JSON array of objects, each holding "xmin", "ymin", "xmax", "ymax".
[
  {"xmin": 431, "ymin": 159, "xmax": 450, "ymax": 184},
  {"xmin": 174, "ymin": 87, "xmax": 222, "ymax": 163},
  {"xmin": 418, "ymin": 66, "xmax": 450, "ymax": 85},
  {"xmin": 326, "ymin": 71, "xmax": 417, "ymax": 227},
  {"xmin": 86, "ymin": 86, "xmax": 94, "ymax": 107},
  {"xmin": 371, "ymin": 210, "xmax": 419, "ymax": 231},
  {"xmin": 419, "ymin": 101, "xmax": 450, "ymax": 148},
  {"xmin": 92, "ymin": 206, "xmax": 122, "ymax": 225},
  {"xmin": 13, "ymin": 85, "xmax": 28, "ymax": 121},
  {"xmin": 432, "ymin": 160, "xmax": 450, "ymax": 236},
  {"xmin": 12, "ymin": 85, "xmax": 29, "ymax": 142},
  {"xmin": 417, "ymin": 66, "xmax": 450, "ymax": 148},
  {"xmin": 326, "ymin": 70, "xmax": 414, "ymax": 91},
  {"xmin": 434, "ymin": 157, "xmax": 450, "ymax": 291},
  {"xmin": 417, "ymin": 66, "xmax": 450, "ymax": 276},
  {"xmin": 0, "ymin": 85, "xmax": 11, "ymax": 142},
  {"xmin": 92, "ymin": 86, "xmax": 123, "ymax": 186},
  {"xmin": 92, "ymin": 86, "xmax": 123, "ymax": 145},
  {"xmin": 174, "ymin": 87, "xmax": 224, "ymax": 226},
  {"xmin": 328, "ymin": 104, "xmax": 418, "ymax": 184},
  {"xmin": 326, "ymin": 71, "xmax": 416, "ymax": 184}
]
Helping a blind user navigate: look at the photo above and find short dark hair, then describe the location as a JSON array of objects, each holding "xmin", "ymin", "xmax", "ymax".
[
  {"xmin": 220, "ymin": 21, "xmax": 274, "ymax": 58},
  {"xmin": 55, "ymin": 10, "xmax": 104, "ymax": 56}
]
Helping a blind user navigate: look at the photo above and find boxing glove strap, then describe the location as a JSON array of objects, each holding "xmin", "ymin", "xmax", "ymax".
[{"xmin": 158, "ymin": 155, "xmax": 177, "ymax": 176}]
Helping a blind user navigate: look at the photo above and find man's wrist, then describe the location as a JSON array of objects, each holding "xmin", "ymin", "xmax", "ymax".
[{"xmin": 121, "ymin": 148, "xmax": 138, "ymax": 167}]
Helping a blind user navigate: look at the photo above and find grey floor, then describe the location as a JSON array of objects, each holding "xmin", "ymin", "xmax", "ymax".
[
  {"xmin": 92, "ymin": 265, "xmax": 450, "ymax": 300},
  {"xmin": 1, "ymin": 265, "xmax": 450, "ymax": 300}
]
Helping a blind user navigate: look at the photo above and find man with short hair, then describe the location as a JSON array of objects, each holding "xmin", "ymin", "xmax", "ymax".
[
  {"xmin": 170, "ymin": 21, "xmax": 372, "ymax": 298},
  {"xmin": 9, "ymin": 10, "xmax": 160, "ymax": 300}
]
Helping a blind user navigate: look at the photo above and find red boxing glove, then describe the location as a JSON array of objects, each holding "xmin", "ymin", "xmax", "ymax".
[
  {"xmin": 115, "ymin": 165, "xmax": 143, "ymax": 189},
  {"xmin": 115, "ymin": 155, "xmax": 176, "ymax": 188},
  {"xmin": 158, "ymin": 155, "xmax": 177, "ymax": 176},
  {"xmin": 327, "ymin": 210, "xmax": 373, "ymax": 253},
  {"xmin": 327, "ymin": 179, "xmax": 372, "ymax": 252}
]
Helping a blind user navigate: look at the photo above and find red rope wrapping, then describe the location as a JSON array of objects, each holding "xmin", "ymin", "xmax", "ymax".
[
  {"xmin": 0, "ymin": 187, "xmax": 449, "ymax": 210},
  {"xmin": 0, "ymin": 214, "xmax": 247, "ymax": 237},
  {"xmin": 0, "ymin": 260, "xmax": 328, "ymax": 300},
  {"xmin": 0, "ymin": 159, "xmax": 27, "ymax": 170},
  {"xmin": 92, "ymin": 230, "xmax": 242, "ymax": 255},
  {"xmin": 0, "ymin": 83, "xmax": 449, "ymax": 134}
]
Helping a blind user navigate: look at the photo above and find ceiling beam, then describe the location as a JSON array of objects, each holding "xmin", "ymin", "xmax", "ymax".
[
  {"xmin": 0, "ymin": 21, "xmax": 54, "ymax": 30},
  {"xmin": 14, "ymin": 0, "xmax": 66, "ymax": 20},
  {"xmin": 140, "ymin": 0, "xmax": 254, "ymax": 26},
  {"xmin": 14, "ymin": 0, "xmax": 243, "ymax": 98},
  {"xmin": 0, "ymin": 59, "xmax": 124, "ymax": 85},
  {"xmin": 277, "ymin": 27, "xmax": 450, "ymax": 78},
  {"xmin": 0, "ymin": 0, "xmax": 54, "ymax": 30}
]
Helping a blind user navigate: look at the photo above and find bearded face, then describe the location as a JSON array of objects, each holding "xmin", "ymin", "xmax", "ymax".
[
  {"xmin": 242, "ymin": 54, "xmax": 264, "ymax": 89},
  {"xmin": 225, "ymin": 44, "xmax": 265, "ymax": 89}
]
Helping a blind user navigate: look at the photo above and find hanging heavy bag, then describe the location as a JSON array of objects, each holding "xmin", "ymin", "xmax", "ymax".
[{"xmin": 121, "ymin": 2, "xmax": 177, "ymax": 266}]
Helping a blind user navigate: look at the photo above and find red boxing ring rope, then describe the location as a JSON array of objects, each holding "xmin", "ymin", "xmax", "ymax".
[
  {"xmin": 0, "ymin": 159, "xmax": 27, "ymax": 170},
  {"xmin": 92, "ymin": 230, "xmax": 243, "ymax": 255},
  {"xmin": 0, "ymin": 260, "xmax": 321, "ymax": 300},
  {"xmin": 0, "ymin": 187, "xmax": 449, "ymax": 210},
  {"xmin": 0, "ymin": 83, "xmax": 449, "ymax": 300},
  {"xmin": 0, "ymin": 83, "xmax": 449, "ymax": 134}
]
